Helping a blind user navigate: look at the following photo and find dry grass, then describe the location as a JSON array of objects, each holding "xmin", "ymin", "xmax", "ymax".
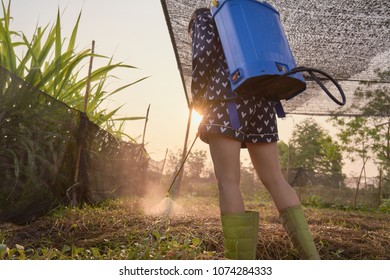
[{"xmin": 0, "ymin": 196, "xmax": 389, "ymax": 260}]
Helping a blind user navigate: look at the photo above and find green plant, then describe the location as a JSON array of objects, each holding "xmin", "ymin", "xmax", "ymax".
[
  {"xmin": 379, "ymin": 199, "xmax": 390, "ymax": 213},
  {"xmin": 0, "ymin": 0, "xmax": 146, "ymax": 136},
  {"xmin": 302, "ymin": 194, "xmax": 324, "ymax": 208}
]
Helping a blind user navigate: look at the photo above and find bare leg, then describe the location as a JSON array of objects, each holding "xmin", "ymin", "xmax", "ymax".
[
  {"xmin": 246, "ymin": 142, "xmax": 300, "ymax": 211},
  {"xmin": 247, "ymin": 142, "xmax": 320, "ymax": 259},
  {"xmin": 208, "ymin": 134, "xmax": 245, "ymax": 214}
]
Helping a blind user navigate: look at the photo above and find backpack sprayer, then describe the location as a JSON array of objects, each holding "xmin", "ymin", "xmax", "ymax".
[{"xmin": 210, "ymin": 0, "xmax": 346, "ymax": 106}]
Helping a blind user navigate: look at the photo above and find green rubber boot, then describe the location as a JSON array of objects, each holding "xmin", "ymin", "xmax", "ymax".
[
  {"xmin": 221, "ymin": 211, "xmax": 259, "ymax": 260},
  {"xmin": 279, "ymin": 205, "xmax": 320, "ymax": 260}
]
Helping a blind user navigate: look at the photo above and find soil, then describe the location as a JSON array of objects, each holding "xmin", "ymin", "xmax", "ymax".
[{"xmin": 0, "ymin": 197, "xmax": 389, "ymax": 260}]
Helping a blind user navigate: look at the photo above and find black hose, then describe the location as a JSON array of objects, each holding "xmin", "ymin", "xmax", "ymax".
[{"xmin": 281, "ymin": 67, "xmax": 346, "ymax": 106}]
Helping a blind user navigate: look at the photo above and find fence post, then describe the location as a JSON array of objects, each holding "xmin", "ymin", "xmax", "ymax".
[{"xmin": 71, "ymin": 40, "xmax": 95, "ymax": 207}]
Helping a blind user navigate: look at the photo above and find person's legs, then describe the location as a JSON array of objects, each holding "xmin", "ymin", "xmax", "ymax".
[
  {"xmin": 208, "ymin": 133, "xmax": 258, "ymax": 259},
  {"xmin": 247, "ymin": 142, "xmax": 320, "ymax": 259},
  {"xmin": 208, "ymin": 133, "xmax": 244, "ymax": 214}
]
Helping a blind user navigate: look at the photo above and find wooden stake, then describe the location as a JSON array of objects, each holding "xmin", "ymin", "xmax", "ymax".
[
  {"xmin": 83, "ymin": 40, "xmax": 95, "ymax": 113},
  {"xmin": 71, "ymin": 40, "xmax": 95, "ymax": 207}
]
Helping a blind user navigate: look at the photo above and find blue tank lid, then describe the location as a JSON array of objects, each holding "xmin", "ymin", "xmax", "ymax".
[{"xmin": 211, "ymin": 0, "xmax": 279, "ymax": 17}]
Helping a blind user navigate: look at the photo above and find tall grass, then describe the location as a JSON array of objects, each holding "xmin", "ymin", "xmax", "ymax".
[{"xmin": 0, "ymin": 0, "xmax": 146, "ymax": 136}]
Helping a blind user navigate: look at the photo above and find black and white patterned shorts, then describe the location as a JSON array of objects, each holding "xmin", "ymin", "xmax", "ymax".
[{"xmin": 198, "ymin": 96, "xmax": 279, "ymax": 148}]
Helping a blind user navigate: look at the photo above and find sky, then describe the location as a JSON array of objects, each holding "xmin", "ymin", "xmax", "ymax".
[{"xmin": 3, "ymin": 0, "xmax": 375, "ymax": 177}]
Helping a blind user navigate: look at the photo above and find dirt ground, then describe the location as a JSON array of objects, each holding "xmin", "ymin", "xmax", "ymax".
[{"xmin": 1, "ymin": 197, "xmax": 389, "ymax": 260}]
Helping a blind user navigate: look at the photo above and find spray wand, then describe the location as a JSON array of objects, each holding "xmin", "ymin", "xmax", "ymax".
[
  {"xmin": 151, "ymin": 134, "xmax": 199, "ymax": 217},
  {"xmin": 165, "ymin": 134, "xmax": 199, "ymax": 199}
]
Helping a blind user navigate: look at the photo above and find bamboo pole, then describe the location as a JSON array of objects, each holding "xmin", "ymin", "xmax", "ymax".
[
  {"xmin": 71, "ymin": 40, "xmax": 95, "ymax": 207},
  {"xmin": 83, "ymin": 40, "xmax": 95, "ymax": 113}
]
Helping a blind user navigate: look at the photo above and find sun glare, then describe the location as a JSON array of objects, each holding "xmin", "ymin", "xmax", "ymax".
[{"xmin": 191, "ymin": 110, "xmax": 203, "ymax": 127}]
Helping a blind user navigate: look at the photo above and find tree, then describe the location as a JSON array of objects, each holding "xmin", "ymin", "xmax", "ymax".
[
  {"xmin": 185, "ymin": 149, "xmax": 208, "ymax": 179},
  {"xmin": 278, "ymin": 141, "xmax": 290, "ymax": 170},
  {"xmin": 288, "ymin": 118, "xmax": 344, "ymax": 187},
  {"xmin": 332, "ymin": 116, "xmax": 372, "ymax": 206},
  {"xmin": 240, "ymin": 163, "xmax": 261, "ymax": 197},
  {"xmin": 357, "ymin": 70, "xmax": 390, "ymax": 178},
  {"xmin": 166, "ymin": 148, "xmax": 208, "ymax": 180},
  {"xmin": 333, "ymin": 69, "xmax": 390, "ymax": 206}
]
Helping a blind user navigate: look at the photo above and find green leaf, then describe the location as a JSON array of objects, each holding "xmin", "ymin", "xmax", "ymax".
[
  {"xmin": 110, "ymin": 76, "xmax": 150, "ymax": 95},
  {"xmin": 192, "ymin": 238, "xmax": 201, "ymax": 246},
  {"xmin": 113, "ymin": 117, "xmax": 146, "ymax": 121},
  {"xmin": 0, "ymin": 0, "xmax": 17, "ymax": 71},
  {"xmin": 67, "ymin": 12, "xmax": 81, "ymax": 53}
]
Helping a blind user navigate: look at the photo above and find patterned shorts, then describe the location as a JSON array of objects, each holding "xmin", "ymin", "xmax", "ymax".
[{"xmin": 198, "ymin": 97, "xmax": 279, "ymax": 148}]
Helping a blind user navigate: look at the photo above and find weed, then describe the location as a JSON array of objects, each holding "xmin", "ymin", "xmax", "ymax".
[
  {"xmin": 379, "ymin": 199, "xmax": 390, "ymax": 213},
  {"xmin": 302, "ymin": 195, "xmax": 324, "ymax": 208}
]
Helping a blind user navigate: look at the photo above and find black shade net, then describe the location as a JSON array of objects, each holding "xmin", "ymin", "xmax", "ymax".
[
  {"xmin": 0, "ymin": 67, "xmax": 149, "ymax": 224},
  {"xmin": 161, "ymin": 0, "xmax": 390, "ymax": 116}
]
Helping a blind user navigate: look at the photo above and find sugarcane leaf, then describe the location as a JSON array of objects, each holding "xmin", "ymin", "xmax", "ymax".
[
  {"xmin": 54, "ymin": 9, "xmax": 62, "ymax": 96},
  {"xmin": 67, "ymin": 11, "xmax": 81, "ymax": 53},
  {"xmin": 110, "ymin": 76, "xmax": 150, "ymax": 95},
  {"xmin": 113, "ymin": 117, "xmax": 146, "ymax": 121},
  {"xmin": 0, "ymin": 1, "xmax": 17, "ymax": 71}
]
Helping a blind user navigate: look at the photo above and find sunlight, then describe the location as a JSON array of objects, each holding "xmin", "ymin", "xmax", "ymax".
[{"xmin": 191, "ymin": 110, "xmax": 203, "ymax": 127}]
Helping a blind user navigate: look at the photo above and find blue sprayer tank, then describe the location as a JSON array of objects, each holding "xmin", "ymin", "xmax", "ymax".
[{"xmin": 211, "ymin": 0, "xmax": 306, "ymax": 100}]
